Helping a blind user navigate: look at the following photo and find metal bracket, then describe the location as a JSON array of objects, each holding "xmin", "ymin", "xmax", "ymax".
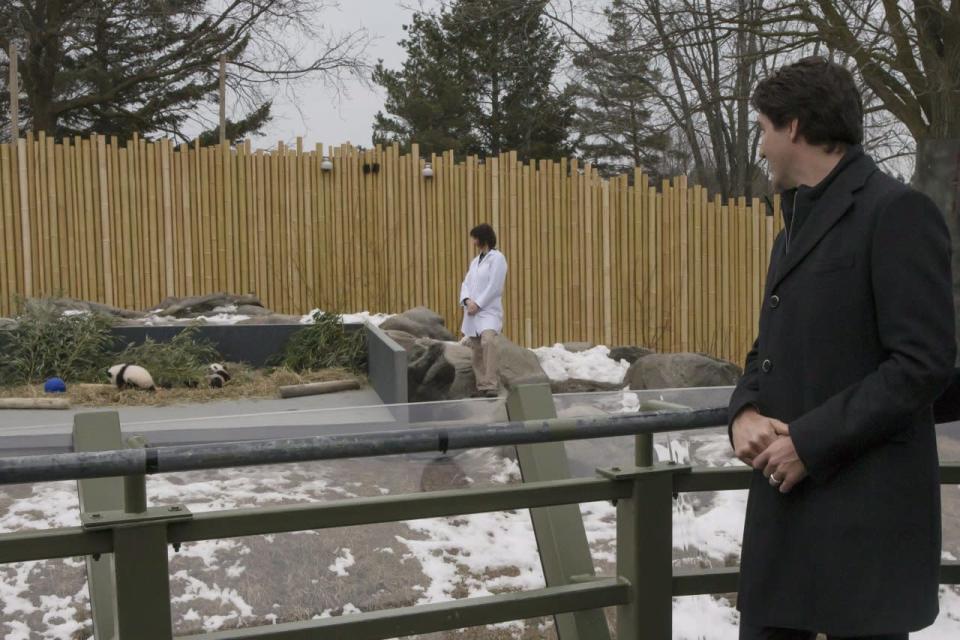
[
  {"xmin": 596, "ymin": 463, "xmax": 691, "ymax": 481},
  {"xmin": 82, "ymin": 505, "xmax": 193, "ymax": 530}
]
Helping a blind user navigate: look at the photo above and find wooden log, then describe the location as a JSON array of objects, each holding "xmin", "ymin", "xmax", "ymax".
[
  {"xmin": 0, "ymin": 398, "xmax": 71, "ymax": 410},
  {"xmin": 278, "ymin": 379, "xmax": 360, "ymax": 399}
]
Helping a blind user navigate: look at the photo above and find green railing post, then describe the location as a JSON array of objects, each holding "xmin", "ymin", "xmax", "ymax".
[
  {"xmin": 111, "ymin": 519, "xmax": 175, "ymax": 639},
  {"xmin": 598, "ymin": 462, "xmax": 685, "ymax": 640},
  {"xmin": 109, "ymin": 434, "xmax": 176, "ymax": 638},
  {"xmin": 75, "ymin": 413, "xmax": 189, "ymax": 640},
  {"xmin": 73, "ymin": 412, "xmax": 125, "ymax": 640},
  {"xmin": 506, "ymin": 383, "xmax": 613, "ymax": 640},
  {"xmin": 123, "ymin": 436, "xmax": 148, "ymax": 513},
  {"xmin": 635, "ymin": 432, "xmax": 654, "ymax": 468}
]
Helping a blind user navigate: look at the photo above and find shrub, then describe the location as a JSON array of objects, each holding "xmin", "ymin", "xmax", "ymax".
[
  {"xmin": 280, "ymin": 312, "xmax": 366, "ymax": 373},
  {"xmin": 115, "ymin": 326, "xmax": 221, "ymax": 388},
  {"xmin": 0, "ymin": 299, "xmax": 115, "ymax": 385}
]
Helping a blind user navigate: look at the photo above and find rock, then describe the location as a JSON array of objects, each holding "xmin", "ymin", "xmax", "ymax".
[
  {"xmin": 492, "ymin": 335, "xmax": 549, "ymax": 389},
  {"xmin": 378, "ymin": 316, "xmax": 424, "ymax": 338},
  {"xmin": 235, "ymin": 314, "xmax": 304, "ymax": 325},
  {"xmin": 562, "ymin": 341, "xmax": 595, "ymax": 353},
  {"xmin": 156, "ymin": 292, "xmax": 264, "ymax": 318},
  {"xmin": 625, "ymin": 352, "xmax": 741, "ymax": 390},
  {"xmin": 406, "ymin": 334, "xmax": 548, "ymax": 402},
  {"xmin": 401, "ymin": 306, "xmax": 447, "ymax": 328},
  {"xmin": 380, "ymin": 306, "xmax": 455, "ymax": 341},
  {"xmin": 235, "ymin": 304, "xmax": 273, "ymax": 317},
  {"xmin": 407, "ymin": 339, "xmax": 450, "ymax": 402},
  {"xmin": 383, "ymin": 330, "xmax": 419, "ymax": 352},
  {"xmin": 551, "ymin": 378, "xmax": 624, "ymax": 394},
  {"xmin": 445, "ymin": 342, "xmax": 478, "ymax": 400},
  {"xmin": 30, "ymin": 297, "xmax": 144, "ymax": 320},
  {"xmin": 608, "ymin": 346, "xmax": 656, "ymax": 365},
  {"xmin": 0, "ymin": 318, "xmax": 16, "ymax": 331}
]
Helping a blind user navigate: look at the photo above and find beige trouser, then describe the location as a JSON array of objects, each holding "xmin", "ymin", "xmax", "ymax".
[{"xmin": 469, "ymin": 330, "xmax": 498, "ymax": 391}]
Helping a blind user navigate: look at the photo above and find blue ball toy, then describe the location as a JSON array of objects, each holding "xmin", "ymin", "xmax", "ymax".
[{"xmin": 44, "ymin": 377, "xmax": 67, "ymax": 393}]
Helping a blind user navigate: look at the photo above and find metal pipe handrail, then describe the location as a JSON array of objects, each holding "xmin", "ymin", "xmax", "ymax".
[{"xmin": 0, "ymin": 407, "xmax": 729, "ymax": 485}]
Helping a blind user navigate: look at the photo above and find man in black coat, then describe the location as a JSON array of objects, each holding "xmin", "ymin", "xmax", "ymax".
[{"xmin": 729, "ymin": 57, "xmax": 956, "ymax": 639}]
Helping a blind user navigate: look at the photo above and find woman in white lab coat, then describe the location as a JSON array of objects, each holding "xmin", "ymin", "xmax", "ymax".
[{"xmin": 459, "ymin": 223, "xmax": 508, "ymax": 397}]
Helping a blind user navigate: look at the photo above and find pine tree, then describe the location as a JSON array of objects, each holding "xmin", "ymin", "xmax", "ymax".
[
  {"xmin": 372, "ymin": 0, "xmax": 575, "ymax": 160},
  {"xmin": 371, "ymin": 13, "xmax": 478, "ymax": 156},
  {"xmin": 0, "ymin": 0, "xmax": 370, "ymax": 141},
  {"xmin": 568, "ymin": 0, "xmax": 666, "ymax": 176}
]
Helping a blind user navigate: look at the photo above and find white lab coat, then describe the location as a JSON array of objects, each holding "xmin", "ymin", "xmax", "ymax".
[{"xmin": 459, "ymin": 249, "xmax": 508, "ymax": 337}]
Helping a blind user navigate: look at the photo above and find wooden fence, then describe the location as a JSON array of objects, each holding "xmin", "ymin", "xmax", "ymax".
[{"xmin": 0, "ymin": 133, "xmax": 782, "ymax": 364}]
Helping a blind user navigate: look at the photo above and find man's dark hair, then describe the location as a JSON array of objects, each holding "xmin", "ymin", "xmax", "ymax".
[
  {"xmin": 470, "ymin": 223, "xmax": 497, "ymax": 249},
  {"xmin": 751, "ymin": 56, "xmax": 863, "ymax": 152}
]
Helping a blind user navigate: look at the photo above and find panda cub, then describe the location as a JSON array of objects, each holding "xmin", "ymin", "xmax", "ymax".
[
  {"xmin": 207, "ymin": 363, "xmax": 231, "ymax": 388},
  {"xmin": 108, "ymin": 364, "xmax": 157, "ymax": 391}
]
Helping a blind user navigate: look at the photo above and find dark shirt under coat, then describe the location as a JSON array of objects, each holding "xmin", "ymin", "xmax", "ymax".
[{"xmin": 728, "ymin": 146, "xmax": 956, "ymax": 635}]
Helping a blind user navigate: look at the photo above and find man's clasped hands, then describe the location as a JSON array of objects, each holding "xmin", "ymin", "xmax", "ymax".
[{"xmin": 731, "ymin": 407, "xmax": 808, "ymax": 493}]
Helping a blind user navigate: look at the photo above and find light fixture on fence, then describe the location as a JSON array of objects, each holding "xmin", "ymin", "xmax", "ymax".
[
  {"xmin": 422, "ymin": 162, "xmax": 434, "ymax": 178},
  {"xmin": 321, "ymin": 156, "xmax": 333, "ymax": 171}
]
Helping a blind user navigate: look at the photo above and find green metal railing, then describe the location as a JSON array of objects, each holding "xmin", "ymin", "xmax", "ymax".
[{"xmin": 0, "ymin": 384, "xmax": 958, "ymax": 640}]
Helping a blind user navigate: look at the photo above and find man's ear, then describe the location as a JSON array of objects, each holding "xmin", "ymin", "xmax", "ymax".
[{"xmin": 788, "ymin": 118, "xmax": 800, "ymax": 143}]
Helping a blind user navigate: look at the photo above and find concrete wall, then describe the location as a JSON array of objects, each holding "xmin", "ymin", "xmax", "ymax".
[
  {"xmin": 365, "ymin": 322, "xmax": 407, "ymax": 405},
  {"xmin": 111, "ymin": 323, "xmax": 361, "ymax": 367}
]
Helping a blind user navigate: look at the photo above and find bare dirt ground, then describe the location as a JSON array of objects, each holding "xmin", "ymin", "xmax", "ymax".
[{"xmin": 0, "ymin": 366, "xmax": 360, "ymax": 407}]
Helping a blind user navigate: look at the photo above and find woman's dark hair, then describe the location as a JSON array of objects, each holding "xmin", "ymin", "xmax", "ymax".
[
  {"xmin": 470, "ymin": 223, "xmax": 497, "ymax": 249},
  {"xmin": 751, "ymin": 56, "xmax": 863, "ymax": 152}
]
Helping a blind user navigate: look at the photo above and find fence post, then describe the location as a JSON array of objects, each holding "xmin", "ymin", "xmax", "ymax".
[
  {"xmin": 506, "ymin": 383, "xmax": 612, "ymax": 640},
  {"xmin": 599, "ymin": 459, "xmax": 684, "ymax": 640},
  {"xmin": 73, "ymin": 412, "xmax": 124, "ymax": 640},
  {"xmin": 75, "ymin": 413, "xmax": 189, "ymax": 639},
  {"xmin": 111, "ymin": 520, "xmax": 174, "ymax": 639}
]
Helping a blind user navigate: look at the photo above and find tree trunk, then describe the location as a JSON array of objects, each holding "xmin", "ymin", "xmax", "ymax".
[{"xmin": 913, "ymin": 138, "xmax": 960, "ymax": 362}]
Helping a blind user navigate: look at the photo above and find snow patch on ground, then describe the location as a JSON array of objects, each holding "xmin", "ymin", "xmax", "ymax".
[
  {"xmin": 328, "ymin": 548, "xmax": 356, "ymax": 577},
  {"xmin": 917, "ymin": 586, "xmax": 960, "ymax": 638},
  {"xmin": 398, "ymin": 508, "xmax": 544, "ymax": 604},
  {"xmin": 299, "ymin": 309, "xmax": 393, "ymax": 326},
  {"xmin": 533, "ymin": 344, "xmax": 631, "ymax": 384},
  {"xmin": 674, "ymin": 595, "xmax": 740, "ymax": 639},
  {"xmin": 139, "ymin": 312, "xmax": 252, "ymax": 325}
]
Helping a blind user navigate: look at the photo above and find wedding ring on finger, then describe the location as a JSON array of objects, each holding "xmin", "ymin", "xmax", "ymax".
[{"xmin": 769, "ymin": 474, "xmax": 782, "ymax": 487}]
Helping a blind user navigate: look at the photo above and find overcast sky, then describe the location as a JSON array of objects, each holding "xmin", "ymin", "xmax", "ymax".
[{"xmin": 242, "ymin": 0, "xmax": 442, "ymax": 151}]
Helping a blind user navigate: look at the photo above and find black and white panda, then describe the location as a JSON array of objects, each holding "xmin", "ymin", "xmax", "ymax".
[
  {"xmin": 207, "ymin": 363, "xmax": 231, "ymax": 388},
  {"xmin": 107, "ymin": 364, "xmax": 157, "ymax": 391}
]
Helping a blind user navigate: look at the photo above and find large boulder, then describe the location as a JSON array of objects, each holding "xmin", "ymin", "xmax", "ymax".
[
  {"xmin": 407, "ymin": 340, "xmax": 449, "ymax": 402},
  {"xmin": 235, "ymin": 304, "xmax": 274, "ymax": 317},
  {"xmin": 608, "ymin": 345, "xmax": 656, "ymax": 365},
  {"xmin": 493, "ymin": 336, "xmax": 549, "ymax": 388},
  {"xmin": 625, "ymin": 352, "xmax": 741, "ymax": 390},
  {"xmin": 406, "ymin": 335, "xmax": 548, "ymax": 402},
  {"xmin": 155, "ymin": 292, "xmax": 264, "ymax": 318},
  {"xmin": 444, "ymin": 342, "xmax": 478, "ymax": 400},
  {"xmin": 27, "ymin": 297, "xmax": 145, "ymax": 320},
  {"xmin": 235, "ymin": 313, "xmax": 304, "ymax": 325},
  {"xmin": 383, "ymin": 329, "xmax": 419, "ymax": 352},
  {"xmin": 380, "ymin": 307, "xmax": 455, "ymax": 341}
]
